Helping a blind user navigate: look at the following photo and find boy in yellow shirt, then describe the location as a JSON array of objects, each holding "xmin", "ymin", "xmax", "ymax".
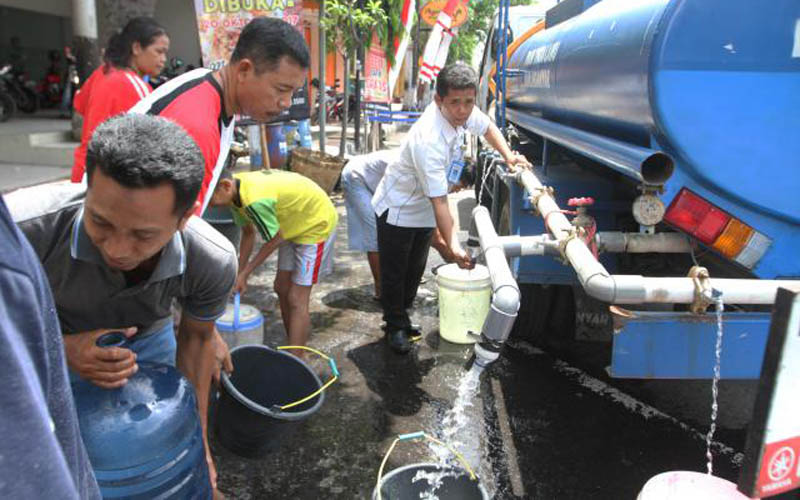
[{"xmin": 210, "ymin": 169, "xmax": 338, "ymax": 352}]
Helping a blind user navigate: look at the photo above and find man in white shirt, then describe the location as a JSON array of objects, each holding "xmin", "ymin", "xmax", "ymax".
[
  {"xmin": 371, "ymin": 62, "xmax": 530, "ymax": 354},
  {"xmin": 342, "ymin": 149, "xmax": 473, "ymax": 301}
]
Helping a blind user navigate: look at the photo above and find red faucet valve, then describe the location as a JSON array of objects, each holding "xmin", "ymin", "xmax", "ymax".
[{"xmin": 568, "ymin": 197, "xmax": 595, "ymax": 207}]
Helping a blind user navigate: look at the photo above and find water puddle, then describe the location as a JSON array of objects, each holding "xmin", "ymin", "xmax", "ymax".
[{"xmin": 705, "ymin": 292, "xmax": 724, "ymax": 475}]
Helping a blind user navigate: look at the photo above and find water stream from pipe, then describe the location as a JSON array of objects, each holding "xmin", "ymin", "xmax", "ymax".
[
  {"xmin": 420, "ymin": 365, "xmax": 484, "ymax": 499},
  {"xmin": 705, "ymin": 293, "xmax": 724, "ymax": 475}
]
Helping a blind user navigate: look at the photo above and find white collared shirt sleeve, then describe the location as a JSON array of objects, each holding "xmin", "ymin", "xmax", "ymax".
[
  {"xmin": 465, "ymin": 106, "xmax": 491, "ymax": 136},
  {"xmin": 410, "ymin": 136, "xmax": 449, "ymax": 198}
]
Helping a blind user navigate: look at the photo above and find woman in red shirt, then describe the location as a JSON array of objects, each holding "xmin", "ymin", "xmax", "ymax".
[{"xmin": 71, "ymin": 17, "xmax": 169, "ymax": 182}]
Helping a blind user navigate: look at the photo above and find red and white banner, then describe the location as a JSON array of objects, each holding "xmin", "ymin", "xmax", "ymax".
[
  {"xmin": 419, "ymin": 0, "xmax": 462, "ymax": 84},
  {"xmin": 365, "ymin": 33, "xmax": 390, "ymax": 103},
  {"xmin": 388, "ymin": 0, "xmax": 416, "ymax": 96}
]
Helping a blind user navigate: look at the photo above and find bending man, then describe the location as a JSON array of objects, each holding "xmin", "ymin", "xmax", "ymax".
[{"xmin": 8, "ymin": 114, "xmax": 237, "ymax": 490}]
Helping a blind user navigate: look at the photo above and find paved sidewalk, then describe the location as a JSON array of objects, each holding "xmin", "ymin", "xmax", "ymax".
[{"xmin": 0, "ymin": 163, "xmax": 70, "ymax": 193}]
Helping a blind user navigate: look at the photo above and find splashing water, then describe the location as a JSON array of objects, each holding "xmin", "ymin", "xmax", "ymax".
[
  {"xmin": 705, "ymin": 293, "xmax": 724, "ymax": 475},
  {"xmin": 421, "ymin": 365, "xmax": 483, "ymax": 498},
  {"xmin": 435, "ymin": 366, "xmax": 482, "ymax": 465},
  {"xmin": 411, "ymin": 468, "xmax": 460, "ymax": 500}
]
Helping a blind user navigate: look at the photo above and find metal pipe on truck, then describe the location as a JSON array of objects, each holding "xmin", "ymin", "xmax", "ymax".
[{"xmin": 505, "ymin": 111, "xmax": 674, "ymax": 186}]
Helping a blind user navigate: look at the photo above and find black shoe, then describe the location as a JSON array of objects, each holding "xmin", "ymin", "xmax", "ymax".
[
  {"xmin": 386, "ymin": 329, "xmax": 412, "ymax": 354},
  {"xmin": 408, "ymin": 324, "xmax": 422, "ymax": 343}
]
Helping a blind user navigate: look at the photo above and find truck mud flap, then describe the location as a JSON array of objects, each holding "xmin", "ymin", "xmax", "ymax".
[{"xmin": 609, "ymin": 308, "xmax": 771, "ymax": 379}]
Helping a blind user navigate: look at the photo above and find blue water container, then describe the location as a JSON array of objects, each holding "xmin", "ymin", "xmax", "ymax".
[
  {"xmin": 297, "ymin": 118, "xmax": 313, "ymax": 148},
  {"xmin": 265, "ymin": 123, "xmax": 288, "ymax": 169},
  {"xmin": 71, "ymin": 335, "xmax": 211, "ymax": 499},
  {"xmin": 282, "ymin": 121, "xmax": 299, "ymax": 150}
]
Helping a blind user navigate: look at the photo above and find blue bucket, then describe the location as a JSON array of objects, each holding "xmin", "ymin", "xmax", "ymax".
[{"xmin": 265, "ymin": 123, "xmax": 288, "ymax": 169}]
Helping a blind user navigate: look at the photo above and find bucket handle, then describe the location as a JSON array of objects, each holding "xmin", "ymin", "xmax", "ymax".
[
  {"xmin": 233, "ymin": 292, "xmax": 241, "ymax": 332},
  {"xmin": 274, "ymin": 345, "xmax": 339, "ymax": 411},
  {"xmin": 375, "ymin": 431, "xmax": 477, "ymax": 500}
]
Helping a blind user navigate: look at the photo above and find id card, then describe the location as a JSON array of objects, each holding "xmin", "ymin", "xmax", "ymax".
[{"xmin": 447, "ymin": 159, "xmax": 465, "ymax": 184}]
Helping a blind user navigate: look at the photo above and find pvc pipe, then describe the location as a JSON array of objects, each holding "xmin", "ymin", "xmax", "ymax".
[
  {"xmin": 507, "ymin": 110, "xmax": 674, "ymax": 185},
  {"xmin": 497, "ymin": 235, "xmax": 550, "ymax": 256},
  {"xmin": 471, "ymin": 206, "xmax": 521, "ymax": 367},
  {"xmin": 595, "ymin": 232, "xmax": 692, "ymax": 253},
  {"xmin": 516, "ymin": 169, "xmax": 794, "ymax": 305}
]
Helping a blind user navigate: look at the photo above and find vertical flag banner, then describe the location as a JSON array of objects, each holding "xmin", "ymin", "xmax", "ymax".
[
  {"xmin": 388, "ymin": 0, "xmax": 416, "ymax": 96},
  {"xmin": 419, "ymin": 0, "xmax": 467, "ymax": 84},
  {"xmin": 365, "ymin": 33, "xmax": 390, "ymax": 103}
]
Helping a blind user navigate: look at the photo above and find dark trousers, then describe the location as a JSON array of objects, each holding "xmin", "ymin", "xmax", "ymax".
[{"xmin": 376, "ymin": 210, "xmax": 434, "ymax": 332}]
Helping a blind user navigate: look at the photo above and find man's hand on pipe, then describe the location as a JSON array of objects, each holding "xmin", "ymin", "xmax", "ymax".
[{"xmin": 505, "ymin": 152, "xmax": 532, "ymax": 172}]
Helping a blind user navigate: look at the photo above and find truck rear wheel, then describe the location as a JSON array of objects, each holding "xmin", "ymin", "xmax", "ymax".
[{"xmin": 510, "ymin": 284, "xmax": 575, "ymax": 347}]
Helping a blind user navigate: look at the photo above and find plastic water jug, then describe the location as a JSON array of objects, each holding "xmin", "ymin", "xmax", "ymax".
[{"xmin": 71, "ymin": 332, "xmax": 211, "ymax": 499}]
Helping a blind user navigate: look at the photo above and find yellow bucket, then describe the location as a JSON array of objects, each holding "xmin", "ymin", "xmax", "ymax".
[{"xmin": 436, "ymin": 264, "xmax": 492, "ymax": 344}]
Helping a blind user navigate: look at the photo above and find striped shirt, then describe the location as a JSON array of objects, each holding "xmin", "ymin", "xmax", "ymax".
[
  {"xmin": 130, "ymin": 68, "xmax": 235, "ymax": 215},
  {"xmin": 71, "ymin": 66, "xmax": 151, "ymax": 182}
]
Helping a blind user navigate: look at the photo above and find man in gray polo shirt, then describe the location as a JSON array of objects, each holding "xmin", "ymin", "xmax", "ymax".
[{"xmin": 8, "ymin": 114, "xmax": 237, "ymax": 490}]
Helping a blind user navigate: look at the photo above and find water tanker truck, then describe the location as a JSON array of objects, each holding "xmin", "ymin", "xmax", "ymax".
[{"xmin": 468, "ymin": 0, "xmax": 800, "ymax": 378}]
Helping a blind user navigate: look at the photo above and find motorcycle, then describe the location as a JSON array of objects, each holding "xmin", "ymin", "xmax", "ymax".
[
  {"xmin": 0, "ymin": 65, "xmax": 17, "ymax": 122},
  {"xmin": 37, "ymin": 50, "xmax": 64, "ymax": 108},
  {"xmin": 0, "ymin": 64, "xmax": 39, "ymax": 113},
  {"xmin": 310, "ymin": 78, "xmax": 356, "ymax": 124},
  {"xmin": 149, "ymin": 57, "xmax": 186, "ymax": 89}
]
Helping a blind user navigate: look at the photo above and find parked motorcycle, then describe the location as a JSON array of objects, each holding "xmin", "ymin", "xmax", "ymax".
[
  {"xmin": 0, "ymin": 65, "xmax": 18, "ymax": 121},
  {"xmin": 0, "ymin": 63, "xmax": 39, "ymax": 113},
  {"xmin": 310, "ymin": 78, "xmax": 356, "ymax": 125},
  {"xmin": 37, "ymin": 50, "xmax": 64, "ymax": 108},
  {"xmin": 149, "ymin": 57, "xmax": 186, "ymax": 89}
]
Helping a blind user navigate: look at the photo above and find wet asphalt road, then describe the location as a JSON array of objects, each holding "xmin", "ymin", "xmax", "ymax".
[{"xmin": 210, "ymin": 193, "xmax": 791, "ymax": 499}]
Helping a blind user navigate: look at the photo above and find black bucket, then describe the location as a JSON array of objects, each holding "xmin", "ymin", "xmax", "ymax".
[
  {"xmin": 373, "ymin": 463, "xmax": 489, "ymax": 500},
  {"xmin": 215, "ymin": 345, "xmax": 324, "ymax": 458}
]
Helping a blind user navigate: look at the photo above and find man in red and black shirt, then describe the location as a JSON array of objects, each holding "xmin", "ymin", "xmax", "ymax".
[{"xmin": 131, "ymin": 17, "xmax": 310, "ymax": 215}]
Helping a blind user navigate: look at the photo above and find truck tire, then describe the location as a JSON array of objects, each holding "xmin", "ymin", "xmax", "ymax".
[{"xmin": 510, "ymin": 283, "xmax": 575, "ymax": 347}]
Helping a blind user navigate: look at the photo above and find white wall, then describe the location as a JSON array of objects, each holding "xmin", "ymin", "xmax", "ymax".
[{"xmin": 154, "ymin": 0, "xmax": 202, "ymax": 68}]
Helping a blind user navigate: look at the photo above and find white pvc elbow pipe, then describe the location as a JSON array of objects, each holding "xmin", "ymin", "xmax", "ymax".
[{"xmin": 516, "ymin": 169, "xmax": 795, "ymax": 305}]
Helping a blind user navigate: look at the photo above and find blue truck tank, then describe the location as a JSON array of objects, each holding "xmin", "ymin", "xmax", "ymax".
[{"xmin": 504, "ymin": 0, "xmax": 800, "ymax": 278}]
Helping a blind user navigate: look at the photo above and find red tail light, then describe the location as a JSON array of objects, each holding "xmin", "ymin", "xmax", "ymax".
[
  {"xmin": 664, "ymin": 188, "xmax": 772, "ymax": 269},
  {"xmin": 664, "ymin": 189, "xmax": 729, "ymax": 244}
]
